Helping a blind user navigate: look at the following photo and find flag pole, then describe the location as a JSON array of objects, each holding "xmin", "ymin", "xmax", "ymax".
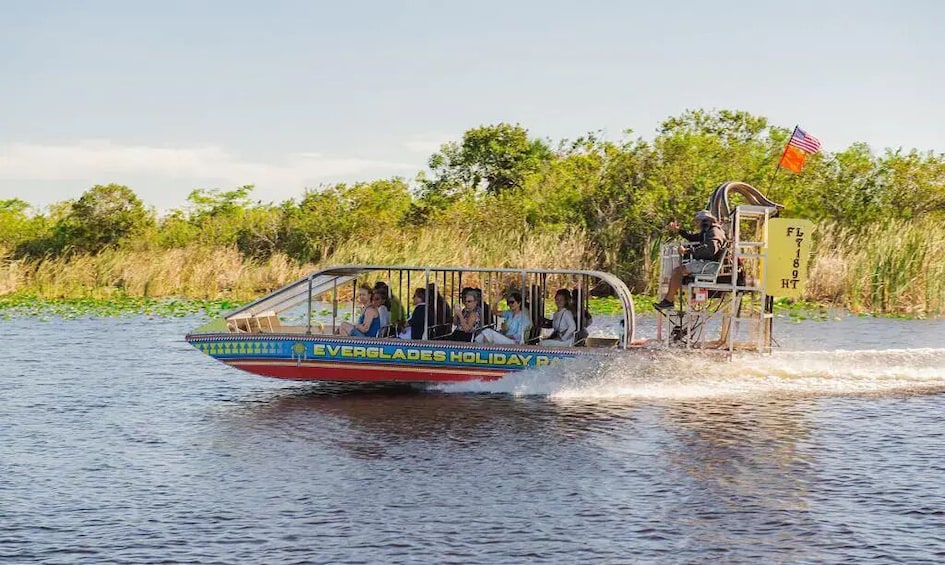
[{"xmin": 767, "ymin": 125, "xmax": 797, "ymax": 193}]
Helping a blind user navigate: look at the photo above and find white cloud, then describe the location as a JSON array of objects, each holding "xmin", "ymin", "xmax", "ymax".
[
  {"xmin": 0, "ymin": 140, "xmax": 416, "ymax": 185},
  {"xmin": 403, "ymin": 134, "xmax": 455, "ymax": 154}
]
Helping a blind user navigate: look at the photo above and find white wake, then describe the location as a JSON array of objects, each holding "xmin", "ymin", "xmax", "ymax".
[{"xmin": 436, "ymin": 349, "xmax": 945, "ymax": 400}]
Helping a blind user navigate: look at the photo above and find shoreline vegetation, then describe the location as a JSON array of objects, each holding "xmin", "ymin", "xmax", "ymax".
[
  {"xmin": 2, "ymin": 219, "xmax": 941, "ymax": 320},
  {"xmin": 2, "ymin": 110, "xmax": 944, "ymax": 318}
]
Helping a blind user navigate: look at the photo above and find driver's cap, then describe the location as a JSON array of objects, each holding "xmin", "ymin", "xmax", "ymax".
[{"xmin": 694, "ymin": 210, "xmax": 716, "ymax": 222}]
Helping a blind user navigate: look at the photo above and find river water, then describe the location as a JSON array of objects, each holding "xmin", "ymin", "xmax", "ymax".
[{"xmin": 2, "ymin": 314, "xmax": 945, "ymax": 563}]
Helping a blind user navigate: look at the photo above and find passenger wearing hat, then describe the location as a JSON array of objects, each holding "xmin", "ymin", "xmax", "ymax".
[{"xmin": 655, "ymin": 210, "xmax": 727, "ymax": 312}]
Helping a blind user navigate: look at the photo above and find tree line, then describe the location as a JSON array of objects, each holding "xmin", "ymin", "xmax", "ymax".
[{"xmin": 2, "ymin": 109, "xmax": 944, "ymax": 294}]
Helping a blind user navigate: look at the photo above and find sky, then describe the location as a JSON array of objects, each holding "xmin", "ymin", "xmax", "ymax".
[{"xmin": 1, "ymin": 0, "xmax": 942, "ymax": 211}]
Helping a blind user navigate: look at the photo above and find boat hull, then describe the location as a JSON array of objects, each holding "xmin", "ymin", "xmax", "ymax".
[{"xmin": 185, "ymin": 333, "xmax": 590, "ymax": 383}]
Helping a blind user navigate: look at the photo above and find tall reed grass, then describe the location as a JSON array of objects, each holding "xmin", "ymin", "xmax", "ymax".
[
  {"xmin": 1, "ymin": 226, "xmax": 596, "ymax": 302},
  {"xmin": 0, "ymin": 245, "xmax": 25, "ymax": 296},
  {"xmin": 808, "ymin": 219, "xmax": 945, "ymax": 315},
  {"xmin": 325, "ymin": 226, "xmax": 595, "ymax": 270},
  {"xmin": 2, "ymin": 246, "xmax": 310, "ymax": 301},
  {"xmin": 3, "ymin": 221, "xmax": 943, "ymax": 315}
]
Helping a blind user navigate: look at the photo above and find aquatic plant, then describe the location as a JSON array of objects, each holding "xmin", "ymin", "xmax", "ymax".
[
  {"xmin": 0, "ymin": 293, "xmax": 238, "ymax": 320},
  {"xmin": 808, "ymin": 219, "xmax": 945, "ymax": 316}
]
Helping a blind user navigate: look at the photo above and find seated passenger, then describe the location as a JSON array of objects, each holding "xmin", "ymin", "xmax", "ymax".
[
  {"xmin": 448, "ymin": 289, "xmax": 482, "ymax": 342},
  {"xmin": 399, "ymin": 287, "xmax": 428, "ymax": 340},
  {"xmin": 338, "ymin": 285, "xmax": 381, "ymax": 337},
  {"xmin": 542, "ymin": 288, "xmax": 576, "ymax": 347},
  {"xmin": 374, "ymin": 281, "xmax": 406, "ymax": 326},
  {"xmin": 460, "ymin": 286, "xmax": 491, "ymax": 325},
  {"xmin": 477, "ymin": 290, "xmax": 532, "ymax": 345},
  {"xmin": 373, "ymin": 288, "xmax": 391, "ymax": 328}
]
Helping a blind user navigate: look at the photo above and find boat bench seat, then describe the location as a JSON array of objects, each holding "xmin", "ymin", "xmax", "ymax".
[
  {"xmin": 276, "ymin": 325, "xmax": 314, "ymax": 334},
  {"xmin": 585, "ymin": 336, "xmax": 619, "ymax": 348},
  {"xmin": 428, "ymin": 323, "xmax": 454, "ymax": 340},
  {"xmin": 226, "ymin": 312, "xmax": 320, "ymax": 334},
  {"xmin": 252, "ymin": 311, "xmax": 280, "ymax": 332},
  {"xmin": 226, "ymin": 314, "xmax": 255, "ymax": 333}
]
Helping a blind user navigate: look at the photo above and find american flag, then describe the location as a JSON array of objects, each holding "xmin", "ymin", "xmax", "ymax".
[{"xmin": 788, "ymin": 127, "xmax": 822, "ymax": 154}]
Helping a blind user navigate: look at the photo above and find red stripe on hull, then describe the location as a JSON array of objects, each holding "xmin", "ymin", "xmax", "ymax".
[{"xmin": 228, "ymin": 360, "xmax": 509, "ymax": 382}]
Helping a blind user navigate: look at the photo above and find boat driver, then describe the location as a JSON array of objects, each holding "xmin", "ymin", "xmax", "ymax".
[{"xmin": 655, "ymin": 210, "xmax": 727, "ymax": 312}]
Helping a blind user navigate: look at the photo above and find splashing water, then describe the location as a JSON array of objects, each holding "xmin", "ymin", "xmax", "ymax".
[{"xmin": 437, "ymin": 348, "xmax": 945, "ymax": 400}]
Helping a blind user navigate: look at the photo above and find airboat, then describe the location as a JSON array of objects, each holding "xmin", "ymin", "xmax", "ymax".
[{"xmin": 185, "ymin": 182, "xmax": 813, "ymax": 382}]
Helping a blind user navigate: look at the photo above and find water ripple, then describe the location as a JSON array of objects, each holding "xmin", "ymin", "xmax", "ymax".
[{"xmin": 2, "ymin": 316, "xmax": 944, "ymax": 562}]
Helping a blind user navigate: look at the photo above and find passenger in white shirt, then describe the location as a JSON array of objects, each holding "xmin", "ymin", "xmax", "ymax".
[{"xmin": 542, "ymin": 288, "xmax": 576, "ymax": 347}]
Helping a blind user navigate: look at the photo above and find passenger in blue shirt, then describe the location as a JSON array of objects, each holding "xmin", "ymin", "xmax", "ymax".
[
  {"xmin": 339, "ymin": 285, "xmax": 381, "ymax": 338},
  {"xmin": 477, "ymin": 290, "xmax": 532, "ymax": 345}
]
